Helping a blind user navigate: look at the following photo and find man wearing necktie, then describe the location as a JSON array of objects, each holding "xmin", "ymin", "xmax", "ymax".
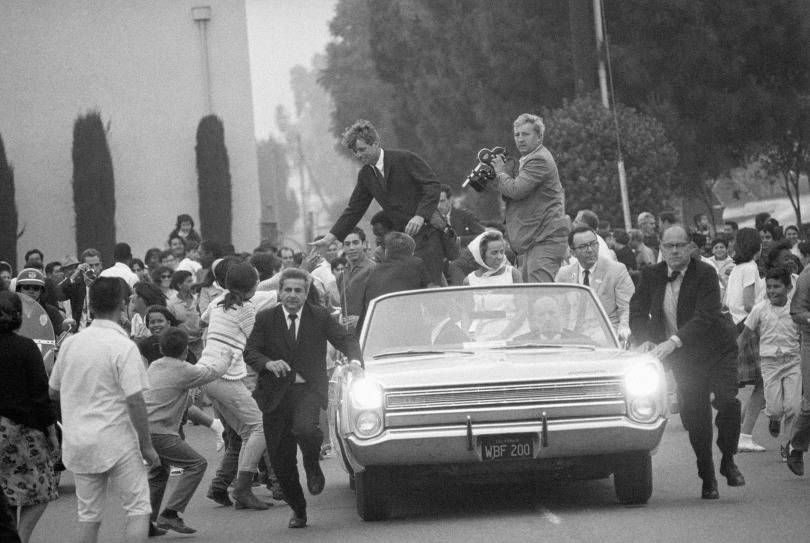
[
  {"xmin": 630, "ymin": 225, "xmax": 743, "ymax": 500},
  {"xmin": 245, "ymin": 268, "xmax": 362, "ymax": 529},
  {"xmin": 310, "ymin": 119, "xmax": 446, "ymax": 285}
]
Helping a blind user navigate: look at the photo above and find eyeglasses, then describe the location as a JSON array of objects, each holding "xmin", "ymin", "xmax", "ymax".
[
  {"xmin": 20, "ymin": 285, "xmax": 43, "ymax": 291},
  {"xmin": 160, "ymin": 274, "xmax": 172, "ymax": 280},
  {"xmin": 573, "ymin": 241, "xmax": 599, "ymax": 252},
  {"xmin": 661, "ymin": 242, "xmax": 689, "ymax": 250}
]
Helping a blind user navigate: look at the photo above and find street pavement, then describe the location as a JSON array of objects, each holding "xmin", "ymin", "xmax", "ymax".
[{"xmin": 30, "ymin": 388, "xmax": 810, "ymax": 542}]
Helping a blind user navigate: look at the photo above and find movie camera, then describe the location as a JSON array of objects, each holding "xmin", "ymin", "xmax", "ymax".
[{"xmin": 461, "ymin": 147, "xmax": 507, "ymax": 192}]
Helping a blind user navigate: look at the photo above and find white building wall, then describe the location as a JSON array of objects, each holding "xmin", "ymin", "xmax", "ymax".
[{"xmin": 0, "ymin": 0, "xmax": 260, "ymax": 264}]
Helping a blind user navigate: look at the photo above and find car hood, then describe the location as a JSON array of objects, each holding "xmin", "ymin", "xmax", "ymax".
[{"xmin": 363, "ymin": 349, "xmax": 652, "ymax": 390}]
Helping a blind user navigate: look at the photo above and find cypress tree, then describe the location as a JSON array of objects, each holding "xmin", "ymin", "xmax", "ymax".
[
  {"xmin": 72, "ymin": 111, "xmax": 116, "ymax": 263},
  {"xmin": 196, "ymin": 115, "xmax": 232, "ymax": 245},
  {"xmin": 0, "ymin": 134, "xmax": 18, "ymax": 268}
]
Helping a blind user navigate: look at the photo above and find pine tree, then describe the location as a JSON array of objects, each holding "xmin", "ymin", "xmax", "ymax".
[
  {"xmin": 196, "ymin": 115, "xmax": 232, "ymax": 246},
  {"xmin": 72, "ymin": 111, "xmax": 116, "ymax": 263},
  {"xmin": 0, "ymin": 134, "xmax": 18, "ymax": 268}
]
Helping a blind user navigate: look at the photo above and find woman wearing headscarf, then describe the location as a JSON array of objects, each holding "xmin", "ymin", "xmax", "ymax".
[
  {"xmin": 462, "ymin": 230, "xmax": 522, "ymax": 339},
  {"xmin": 0, "ymin": 292, "xmax": 59, "ymax": 543}
]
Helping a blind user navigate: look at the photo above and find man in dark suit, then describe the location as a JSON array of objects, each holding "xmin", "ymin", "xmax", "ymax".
[
  {"xmin": 420, "ymin": 297, "xmax": 470, "ymax": 346},
  {"xmin": 310, "ymin": 119, "xmax": 445, "ymax": 284},
  {"xmin": 245, "ymin": 268, "xmax": 362, "ymax": 529},
  {"xmin": 630, "ymin": 225, "xmax": 744, "ymax": 500},
  {"xmin": 62, "ymin": 248, "xmax": 103, "ymax": 329},
  {"xmin": 437, "ymin": 184, "xmax": 484, "ymax": 247}
]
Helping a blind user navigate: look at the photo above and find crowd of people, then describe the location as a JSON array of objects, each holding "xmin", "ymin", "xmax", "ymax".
[{"xmin": 1, "ymin": 115, "xmax": 808, "ymax": 541}]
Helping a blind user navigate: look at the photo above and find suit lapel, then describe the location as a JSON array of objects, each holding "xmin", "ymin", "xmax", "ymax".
[
  {"xmin": 676, "ymin": 259, "xmax": 697, "ymax": 325},
  {"xmin": 276, "ymin": 306, "xmax": 295, "ymax": 351},
  {"xmin": 652, "ymin": 263, "xmax": 668, "ymax": 323}
]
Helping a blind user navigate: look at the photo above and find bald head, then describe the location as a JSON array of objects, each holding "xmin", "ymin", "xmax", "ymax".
[{"xmin": 660, "ymin": 225, "xmax": 691, "ymax": 271}]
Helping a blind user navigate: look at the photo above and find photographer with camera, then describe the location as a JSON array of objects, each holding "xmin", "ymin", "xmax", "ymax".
[
  {"xmin": 488, "ymin": 113, "xmax": 568, "ymax": 283},
  {"xmin": 63, "ymin": 248, "xmax": 103, "ymax": 331}
]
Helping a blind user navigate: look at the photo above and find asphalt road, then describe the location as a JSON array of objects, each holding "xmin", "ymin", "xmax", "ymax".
[{"xmin": 30, "ymin": 390, "xmax": 810, "ymax": 542}]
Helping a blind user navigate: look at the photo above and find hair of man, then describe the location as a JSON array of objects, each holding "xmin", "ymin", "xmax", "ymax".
[
  {"xmin": 384, "ymin": 232, "xmax": 416, "ymax": 260},
  {"xmin": 159, "ymin": 326, "xmax": 189, "ymax": 358},
  {"xmin": 513, "ymin": 113, "xmax": 545, "ymax": 141},
  {"xmin": 341, "ymin": 119, "xmax": 380, "ymax": 151}
]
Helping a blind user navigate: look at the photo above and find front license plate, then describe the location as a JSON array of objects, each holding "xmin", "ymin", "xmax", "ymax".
[{"xmin": 480, "ymin": 434, "xmax": 534, "ymax": 461}]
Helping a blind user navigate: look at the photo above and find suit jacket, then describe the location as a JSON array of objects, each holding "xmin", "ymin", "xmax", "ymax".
[
  {"xmin": 433, "ymin": 319, "xmax": 470, "ymax": 345},
  {"xmin": 555, "ymin": 257, "xmax": 635, "ymax": 330},
  {"xmin": 245, "ymin": 303, "xmax": 362, "ymax": 413},
  {"xmin": 330, "ymin": 149, "xmax": 440, "ymax": 240},
  {"xmin": 448, "ymin": 207, "xmax": 485, "ymax": 247},
  {"xmin": 62, "ymin": 279, "xmax": 87, "ymax": 324},
  {"xmin": 629, "ymin": 258, "xmax": 737, "ymax": 367}
]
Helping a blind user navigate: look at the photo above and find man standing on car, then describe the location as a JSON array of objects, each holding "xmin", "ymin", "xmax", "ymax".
[
  {"xmin": 245, "ymin": 268, "xmax": 362, "ymax": 529},
  {"xmin": 490, "ymin": 113, "xmax": 568, "ymax": 283},
  {"xmin": 630, "ymin": 225, "xmax": 744, "ymax": 500},
  {"xmin": 309, "ymin": 119, "xmax": 445, "ymax": 285}
]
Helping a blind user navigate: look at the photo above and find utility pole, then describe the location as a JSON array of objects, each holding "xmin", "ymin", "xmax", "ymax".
[{"xmin": 593, "ymin": 0, "xmax": 631, "ymax": 230}]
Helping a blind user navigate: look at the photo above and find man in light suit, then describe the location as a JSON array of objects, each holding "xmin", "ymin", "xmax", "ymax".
[
  {"xmin": 310, "ymin": 119, "xmax": 445, "ymax": 284},
  {"xmin": 245, "ymin": 268, "xmax": 362, "ymax": 529},
  {"xmin": 555, "ymin": 225, "xmax": 635, "ymax": 341}
]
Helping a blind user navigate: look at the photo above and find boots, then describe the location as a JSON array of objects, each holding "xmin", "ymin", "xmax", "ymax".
[{"xmin": 232, "ymin": 471, "xmax": 271, "ymax": 510}]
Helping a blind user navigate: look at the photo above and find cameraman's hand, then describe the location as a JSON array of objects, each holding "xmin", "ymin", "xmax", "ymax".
[
  {"xmin": 405, "ymin": 215, "xmax": 424, "ymax": 236},
  {"xmin": 492, "ymin": 155, "xmax": 507, "ymax": 175}
]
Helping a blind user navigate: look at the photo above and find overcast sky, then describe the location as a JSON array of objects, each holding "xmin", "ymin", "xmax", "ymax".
[{"xmin": 246, "ymin": 0, "xmax": 337, "ymax": 141}]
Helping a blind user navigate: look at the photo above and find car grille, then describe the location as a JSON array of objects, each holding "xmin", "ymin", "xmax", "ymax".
[{"xmin": 384, "ymin": 380, "xmax": 624, "ymax": 410}]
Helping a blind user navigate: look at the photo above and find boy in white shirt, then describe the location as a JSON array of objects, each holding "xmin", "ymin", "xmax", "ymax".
[{"xmin": 739, "ymin": 267, "xmax": 802, "ymax": 461}]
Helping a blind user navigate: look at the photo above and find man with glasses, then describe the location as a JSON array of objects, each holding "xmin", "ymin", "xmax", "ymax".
[
  {"xmin": 630, "ymin": 225, "xmax": 743, "ymax": 500},
  {"xmin": 556, "ymin": 226, "xmax": 634, "ymax": 341}
]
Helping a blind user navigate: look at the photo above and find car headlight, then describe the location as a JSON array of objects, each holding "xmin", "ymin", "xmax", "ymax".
[
  {"xmin": 354, "ymin": 411, "xmax": 383, "ymax": 437},
  {"xmin": 349, "ymin": 378, "xmax": 384, "ymax": 410},
  {"xmin": 628, "ymin": 396, "xmax": 658, "ymax": 423},
  {"xmin": 625, "ymin": 364, "xmax": 660, "ymax": 397}
]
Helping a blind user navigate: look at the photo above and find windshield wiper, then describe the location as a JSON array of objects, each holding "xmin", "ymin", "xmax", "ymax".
[
  {"xmin": 372, "ymin": 349, "xmax": 473, "ymax": 359},
  {"xmin": 495, "ymin": 343, "xmax": 597, "ymax": 351}
]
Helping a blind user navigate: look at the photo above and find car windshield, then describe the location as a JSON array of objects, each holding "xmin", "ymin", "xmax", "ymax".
[{"xmin": 362, "ymin": 284, "xmax": 617, "ymax": 361}]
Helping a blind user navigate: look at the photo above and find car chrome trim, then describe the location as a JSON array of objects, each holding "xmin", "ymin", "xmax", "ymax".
[{"xmin": 384, "ymin": 379, "xmax": 624, "ymax": 410}]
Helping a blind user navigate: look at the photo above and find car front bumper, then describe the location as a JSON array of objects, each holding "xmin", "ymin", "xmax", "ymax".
[{"xmin": 343, "ymin": 416, "xmax": 667, "ymax": 473}]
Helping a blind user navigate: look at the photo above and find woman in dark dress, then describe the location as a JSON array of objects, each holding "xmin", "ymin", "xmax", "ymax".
[{"xmin": 0, "ymin": 292, "xmax": 59, "ymax": 543}]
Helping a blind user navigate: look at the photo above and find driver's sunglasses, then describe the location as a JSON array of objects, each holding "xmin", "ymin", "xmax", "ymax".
[{"xmin": 20, "ymin": 284, "xmax": 43, "ymax": 292}]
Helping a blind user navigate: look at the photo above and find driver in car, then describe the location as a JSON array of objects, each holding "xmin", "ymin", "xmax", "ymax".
[{"xmin": 512, "ymin": 296, "xmax": 590, "ymax": 343}]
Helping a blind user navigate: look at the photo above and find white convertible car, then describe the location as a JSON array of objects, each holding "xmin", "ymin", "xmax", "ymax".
[{"xmin": 329, "ymin": 284, "xmax": 668, "ymax": 520}]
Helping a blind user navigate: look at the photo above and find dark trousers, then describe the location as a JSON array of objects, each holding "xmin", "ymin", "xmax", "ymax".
[
  {"xmin": 414, "ymin": 226, "xmax": 446, "ymax": 285},
  {"xmin": 262, "ymin": 385, "xmax": 323, "ymax": 515},
  {"xmin": 672, "ymin": 348, "xmax": 741, "ymax": 480},
  {"xmin": 209, "ymin": 413, "xmax": 241, "ymax": 491},
  {"xmin": 148, "ymin": 434, "xmax": 208, "ymax": 519},
  {"xmin": 0, "ymin": 492, "xmax": 20, "ymax": 543},
  {"xmin": 791, "ymin": 332, "xmax": 810, "ymax": 451}
]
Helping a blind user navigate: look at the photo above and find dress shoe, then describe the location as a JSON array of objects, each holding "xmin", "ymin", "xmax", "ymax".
[
  {"xmin": 719, "ymin": 461, "xmax": 746, "ymax": 487},
  {"xmin": 289, "ymin": 511, "xmax": 307, "ymax": 529},
  {"xmin": 701, "ymin": 478, "xmax": 719, "ymax": 500},
  {"xmin": 148, "ymin": 522, "xmax": 167, "ymax": 537},
  {"xmin": 206, "ymin": 486, "xmax": 233, "ymax": 507},
  {"xmin": 306, "ymin": 464, "xmax": 325, "ymax": 495},
  {"xmin": 787, "ymin": 449, "xmax": 804, "ymax": 476},
  {"xmin": 156, "ymin": 515, "xmax": 196, "ymax": 534},
  {"xmin": 269, "ymin": 481, "xmax": 286, "ymax": 501}
]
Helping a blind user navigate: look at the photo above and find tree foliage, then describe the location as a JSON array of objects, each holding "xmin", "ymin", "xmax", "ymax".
[
  {"xmin": 0, "ymin": 134, "xmax": 18, "ymax": 267},
  {"xmin": 322, "ymin": 0, "xmax": 810, "ymax": 219},
  {"xmin": 546, "ymin": 95, "xmax": 678, "ymax": 227},
  {"xmin": 72, "ymin": 111, "xmax": 116, "ymax": 262},
  {"xmin": 196, "ymin": 115, "xmax": 232, "ymax": 246},
  {"xmin": 256, "ymin": 136, "xmax": 299, "ymax": 242}
]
